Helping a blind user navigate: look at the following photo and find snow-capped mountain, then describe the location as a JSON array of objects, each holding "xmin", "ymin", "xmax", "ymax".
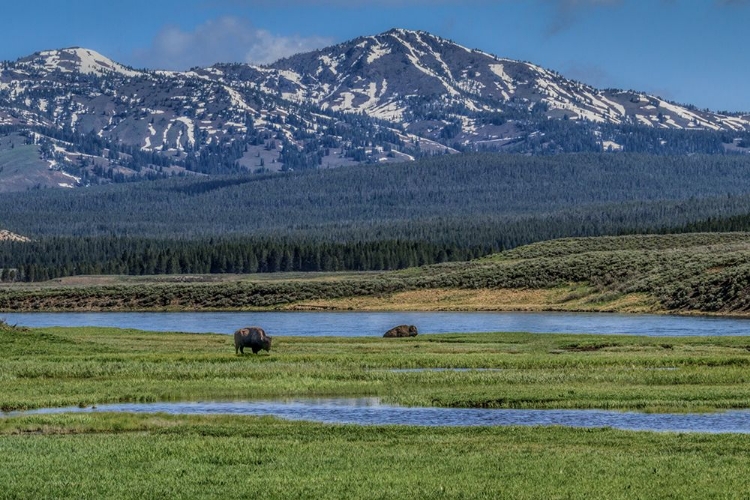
[
  {"xmin": 0, "ymin": 29, "xmax": 748, "ymax": 190},
  {"xmin": 17, "ymin": 48, "xmax": 141, "ymax": 78},
  {"xmin": 253, "ymin": 29, "xmax": 750, "ymax": 144}
]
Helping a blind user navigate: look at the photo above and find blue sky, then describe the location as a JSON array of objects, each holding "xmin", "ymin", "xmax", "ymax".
[{"xmin": 2, "ymin": 0, "xmax": 749, "ymax": 112}]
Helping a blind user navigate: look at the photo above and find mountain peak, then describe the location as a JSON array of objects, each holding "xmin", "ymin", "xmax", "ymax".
[
  {"xmin": 19, "ymin": 47, "xmax": 140, "ymax": 77},
  {"xmin": 381, "ymin": 28, "xmax": 428, "ymax": 37},
  {"xmin": 264, "ymin": 29, "xmax": 750, "ymax": 134}
]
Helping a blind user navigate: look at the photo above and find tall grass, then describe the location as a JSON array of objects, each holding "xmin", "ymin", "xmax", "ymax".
[
  {"xmin": 1, "ymin": 413, "xmax": 750, "ymax": 499},
  {"xmin": 4, "ymin": 327, "xmax": 750, "ymax": 413}
]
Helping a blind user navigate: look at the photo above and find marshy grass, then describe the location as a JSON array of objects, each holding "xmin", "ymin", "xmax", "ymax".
[
  {"xmin": 4, "ymin": 326, "xmax": 750, "ymax": 413},
  {"xmin": 2, "ymin": 413, "xmax": 750, "ymax": 498},
  {"xmin": 3, "ymin": 327, "xmax": 750, "ymax": 497}
]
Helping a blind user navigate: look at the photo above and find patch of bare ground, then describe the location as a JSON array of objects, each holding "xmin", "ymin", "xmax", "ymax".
[
  {"xmin": 286, "ymin": 287, "xmax": 658, "ymax": 312},
  {"xmin": 0, "ymin": 230, "xmax": 30, "ymax": 242}
]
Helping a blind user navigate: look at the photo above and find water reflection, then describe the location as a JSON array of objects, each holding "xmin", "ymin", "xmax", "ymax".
[{"xmin": 7, "ymin": 399, "xmax": 750, "ymax": 433}]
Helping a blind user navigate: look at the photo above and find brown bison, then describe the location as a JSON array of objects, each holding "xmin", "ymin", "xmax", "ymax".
[
  {"xmin": 383, "ymin": 325, "xmax": 418, "ymax": 338},
  {"xmin": 234, "ymin": 327, "xmax": 272, "ymax": 354}
]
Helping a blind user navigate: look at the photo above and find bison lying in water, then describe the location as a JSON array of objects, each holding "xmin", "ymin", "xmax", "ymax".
[
  {"xmin": 383, "ymin": 325, "xmax": 418, "ymax": 338},
  {"xmin": 234, "ymin": 327, "xmax": 272, "ymax": 354}
]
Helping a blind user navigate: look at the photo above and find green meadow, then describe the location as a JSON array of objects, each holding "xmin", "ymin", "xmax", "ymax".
[
  {"xmin": 4, "ymin": 325, "xmax": 750, "ymax": 413},
  {"xmin": 3, "ymin": 323, "xmax": 750, "ymax": 497},
  {"xmin": 3, "ymin": 413, "xmax": 750, "ymax": 499}
]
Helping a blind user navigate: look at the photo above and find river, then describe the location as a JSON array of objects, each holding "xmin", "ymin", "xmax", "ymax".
[{"xmin": 3, "ymin": 311, "xmax": 750, "ymax": 337}]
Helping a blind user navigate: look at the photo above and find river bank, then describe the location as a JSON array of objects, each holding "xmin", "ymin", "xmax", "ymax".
[{"xmin": 3, "ymin": 233, "xmax": 750, "ymax": 316}]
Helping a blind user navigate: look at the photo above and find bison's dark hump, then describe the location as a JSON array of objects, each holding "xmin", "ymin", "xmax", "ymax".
[{"xmin": 235, "ymin": 327, "xmax": 267, "ymax": 338}]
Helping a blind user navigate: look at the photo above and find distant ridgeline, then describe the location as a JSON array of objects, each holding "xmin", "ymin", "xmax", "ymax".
[{"xmin": 4, "ymin": 153, "xmax": 750, "ymax": 281}]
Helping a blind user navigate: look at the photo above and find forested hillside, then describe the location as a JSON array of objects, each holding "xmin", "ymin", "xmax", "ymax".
[
  {"xmin": 4, "ymin": 153, "xmax": 750, "ymax": 238},
  {"xmin": 4, "ymin": 153, "xmax": 750, "ymax": 281},
  {"xmin": 0, "ymin": 238, "xmax": 485, "ymax": 282}
]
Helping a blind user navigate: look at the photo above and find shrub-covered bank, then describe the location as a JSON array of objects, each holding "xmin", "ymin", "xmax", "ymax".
[{"xmin": 4, "ymin": 233, "xmax": 750, "ymax": 315}]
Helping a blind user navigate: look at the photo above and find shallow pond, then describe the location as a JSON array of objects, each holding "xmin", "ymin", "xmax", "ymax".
[
  {"xmin": 8, "ymin": 399, "xmax": 750, "ymax": 433},
  {"xmin": 4, "ymin": 311, "xmax": 750, "ymax": 337}
]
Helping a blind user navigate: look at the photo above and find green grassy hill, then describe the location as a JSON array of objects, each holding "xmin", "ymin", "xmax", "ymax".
[
  {"xmin": 0, "ymin": 134, "xmax": 73, "ymax": 192},
  {"xmin": 3, "ymin": 232, "xmax": 750, "ymax": 315}
]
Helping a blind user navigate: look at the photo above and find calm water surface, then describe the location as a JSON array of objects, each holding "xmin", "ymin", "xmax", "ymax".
[
  {"xmin": 9, "ymin": 399, "xmax": 750, "ymax": 433},
  {"xmin": 4, "ymin": 311, "xmax": 750, "ymax": 337}
]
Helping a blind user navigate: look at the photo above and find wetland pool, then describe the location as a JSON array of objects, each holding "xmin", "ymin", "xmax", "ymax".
[{"xmin": 8, "ymin": 399, "xmax": 750, "ymax": 433}]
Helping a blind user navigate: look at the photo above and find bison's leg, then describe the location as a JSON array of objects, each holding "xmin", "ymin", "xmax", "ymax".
[
  {"xmin": 239, "ymin": 345, "xmax": 245, "ymax": 354},
  {"xmin": 252, "ymin": 346, "xmax": 260, "ymax": 354}
]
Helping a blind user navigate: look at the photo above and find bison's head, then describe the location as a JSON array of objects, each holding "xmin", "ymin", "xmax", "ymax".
[
  {"xmin": 408, "ymin": 325, "xmax": 418, "ymax": 335},
  {"xmin": 261, "ymin": 336, "xmax": 272, "ymax": 352}
]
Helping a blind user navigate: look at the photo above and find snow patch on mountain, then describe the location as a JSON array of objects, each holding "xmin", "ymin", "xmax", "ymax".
[
  {"xmin": 655, "ymin": 98, "xmax": 720, "ymax": 131},
  {"xmin": 333, "ymin": 91, "xmax": 356, "ymax": 111},
  {"xmin": 388, "ymin": 31, "xmax": 460, "ymax": 98},
  {"xmin": 366, "ymin": 40, "xmax": 391, "ymax": 64},
  {"xmin": 601, "ymin": 140, "xmax": 623, "ymax": 151},
  {"xmin": 223, "ymin": 86, "xmax": 252, "ymax": 112},
  {"xmin": 32, "ymin": 48, "xmax": 140, "ymax": 77},
  {"xmin": 173, "ymin": 117, "xmax": 196, "ymax": 147},
  {"xmin": 489, "ymin": 64, "xmax": 516, "ymax": 93},
  {"xmin": 720, "ymin": 115, "xmax": 750, "ymax": 131}
]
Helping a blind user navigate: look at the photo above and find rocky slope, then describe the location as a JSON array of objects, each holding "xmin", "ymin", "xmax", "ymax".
[
  {"xmin": 0, "ymin": 230, "xmax": 30, "ymax": 242},
  {"xmin": 260, "ymin": 29, "xmax": 750, "ymax": 145}
]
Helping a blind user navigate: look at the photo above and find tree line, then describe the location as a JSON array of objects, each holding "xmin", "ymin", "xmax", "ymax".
[
  {"xmin": 3, "ymin": 152, "xmax": 750, "ymax": 281},
  {"xmin": 0, "ymin": 237, "xmax": 487, "ymax": 282}
]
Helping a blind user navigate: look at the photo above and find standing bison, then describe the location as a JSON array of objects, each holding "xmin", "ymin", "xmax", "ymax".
[
  {"xmin": 383, "ymin": 325, "xmax": 418, "ymax": 338},
  {"xmin": 234, "ymin": 327, "xmax": 272, "ymax": 354}
]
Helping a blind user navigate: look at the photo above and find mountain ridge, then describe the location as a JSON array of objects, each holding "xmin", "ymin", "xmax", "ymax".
[
  {"xmin": 260, "ymin": 29, "xmax": 749, "ymax": 134},
  {"xmin": 1, "ymin": 28, "xmax": 748, "ymax": 190}
]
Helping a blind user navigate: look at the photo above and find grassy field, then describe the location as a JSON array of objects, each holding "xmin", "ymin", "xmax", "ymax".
[
  {"xmin": 4, "ymin": 323, "xmax": 750, "ymax": 413},
  {"xmin": 4, "ymin": 233, "xmax": 750, "ymax": 315},
  {"xmin": 4, "ymin": 324, "xmax": 750, "ymax": 497},
  {"xmin": 2, "ymin": 413, "xmax": 750, "ymax": 499}
]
